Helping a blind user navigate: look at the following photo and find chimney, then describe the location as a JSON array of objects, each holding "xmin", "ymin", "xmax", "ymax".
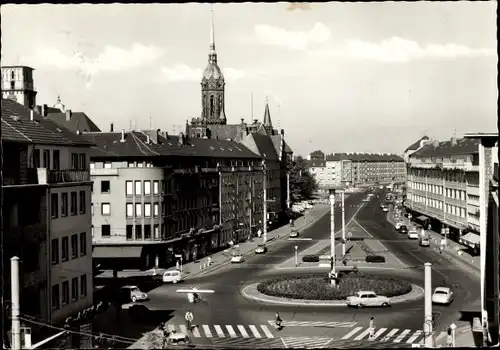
[
  {"xmin": 254, "ymin": 119, "xmax": 258, "ymax": 124},
  {"xmin": 65, "ymin": 109, "xmax": 72, "ymax": 121},
  {"xmin": 30, "ymin": 109, "xmax": 34, "ymax": 121},
  {"xmin": 110, "ymin": 123, "xmax": 114, "ymax": 132},
  {"xmin": 433, "ymin": 139, "xmax": 439, "ymax": 147},
  {"xmin": 120, "ymin": 129, "xmax": 126, "ymax": 143},
  {"xmin": 451, "ymin": 136, "xmax": 457, "ymax": 147},
  {"xmin": 179, "ymin": 132, "xmax": 184, "ymax": 146},
  {"xmin": 146, "ymin": 135, "xmax": 151, "ymax": 144},
  {"xmin": 42, "ymin": 104, "xmax": 48, "ymax": 117},
  {"xmin": 34, "ymin": 105, "xmax": 41, "ymax": 115}
]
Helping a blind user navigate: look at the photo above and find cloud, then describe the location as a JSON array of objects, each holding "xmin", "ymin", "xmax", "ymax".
[
  {"xmin": 25, "ymin": 43, "xmax": 164, "ymax": 87},
  {"xmin": 254, "ymin": 23, "xmax": 331, "ymax": 50},
  {"xmin": 310, "ymin": 37, "xmax": 496, "ymax": 62},
  {"xmin": 161, "ymin": 64, "xmax": 247, "ymax": 82}
]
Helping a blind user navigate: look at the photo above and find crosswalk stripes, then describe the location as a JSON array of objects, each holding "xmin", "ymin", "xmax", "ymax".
[
  {"xmin": 165, "ymin": 324, "xmax": 275, "ymax": 339},
  {"xmin": 281, "ymin": 336, "xmax": 334, "ymax": 349},
  {"xmin": 268, "ymin": 320, "xmax": 357, "ymax": 328},
  {"xmin": 340, "ymin": 327, "xmax": 424, "ymax": 345}
]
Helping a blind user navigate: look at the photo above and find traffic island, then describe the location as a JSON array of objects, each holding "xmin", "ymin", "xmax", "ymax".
[{"xmin": 241, "ymin": 273, "xmax": 424, "ymax": 306}]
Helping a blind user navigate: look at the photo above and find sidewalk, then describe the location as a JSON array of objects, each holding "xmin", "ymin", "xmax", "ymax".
[
  {"xmin": 386, "ymin": 208, "xmax": 480, "ymax": 275},
  {"xmin": 434, "ymin": 321, "xmax": 478, "ymax": 348}
]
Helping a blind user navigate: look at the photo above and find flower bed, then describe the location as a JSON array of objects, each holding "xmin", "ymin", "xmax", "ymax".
[{"xmin": 257, "ymin": 273, "xmax": 412, "ymax": 300}]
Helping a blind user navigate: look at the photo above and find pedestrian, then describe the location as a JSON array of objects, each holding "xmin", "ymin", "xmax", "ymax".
[
  {"xmin": 207, "ymin": 256, "xmax": 212, "ymax": 266},
  {"xmin": 257, "ymin": 229, "xmax": 262, "ymax": 239},
  {"xmin": 369, "ymin": 317, "xmax": 375, "ymax": 340},
  {"xmin": 176, "ymin": 260, "xmax": 180, "ymax": 271}
]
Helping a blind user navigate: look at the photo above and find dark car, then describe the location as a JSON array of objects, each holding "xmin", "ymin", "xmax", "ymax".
[{"xmin": 399, "ymin": 225, "xmax": 408, "ymax": 234}]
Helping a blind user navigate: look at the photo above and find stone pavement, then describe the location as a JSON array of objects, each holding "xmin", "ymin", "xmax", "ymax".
[
  {"xmin": 386, "ymin": 208, "xmax": 480, "ymax": 275},
  {"xmin": 241, "ymin": 282, "xmax": 424, "ymax": 306}
]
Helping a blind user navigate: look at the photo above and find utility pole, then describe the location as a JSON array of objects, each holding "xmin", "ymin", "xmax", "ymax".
[
  {"xmin": 341, "ymin": 191, "xmax": 346, "ymax": 257},
  {"xmin": 263, "ymin": 161, "xmax": 268, "ymax": 243},
  {"xmin": 330, "ymin": 192, "xmax": 336, "ymax": 286},
  {"xmin": 11, "ymin": 257, "xmax": 21, "ymax": 350},
  {"xmin": 424, "ymin": 262, "xmax": 434, "ymax": 348},
  {"xmin": 286, "ymin": 172, "xmax": 291, "ymax": 209}
]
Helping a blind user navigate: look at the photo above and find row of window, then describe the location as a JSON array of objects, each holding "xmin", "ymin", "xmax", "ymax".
[
  {"xmin": 125, "ymin": 180, "xmax": 162, "ymax": 196},
  {"xmin": 92, "ymin": 224, "xmax": 166, "ymax": 240},
  {"xmin": 51, "ymin": 232, "xmax": 87, "ymax": 265},
  {"xmin": 52, "ymin": 275, "xmax": 87, "ymax": 310},
  {"xmin": 410, "ymin": 182, "xmax": 467, "ymax": 201},
  {"xmin": 410, "ymin": 195, "xmax": 467, "ymax": 218},
  {"xmin": 91, "ymin": 161, "xmax": 155, "ymax": 169},
  {"xmin": 32, "ymin": 149, "xmax": 87, "ymax": 171},
  {"xmin": 51, "ymin": 191, "xmax": 86, "ymax": 219},
  {"xmin": 126, "ymin": 203, "xmax": 160, "ymax": 218}
]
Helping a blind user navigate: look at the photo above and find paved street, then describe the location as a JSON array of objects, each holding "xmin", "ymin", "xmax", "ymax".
[{"xmin": 120, "ymin": 188, "xmax": 481, "ymax": 349}]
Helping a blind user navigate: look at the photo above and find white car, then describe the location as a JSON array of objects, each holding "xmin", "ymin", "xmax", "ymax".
[
  {"xmin": 382, "ymin": 207, "xmax": 389, "ymax": 212},
  {"xmin": 408, "ymin": 230, "xmax": 419, "ymax": 239},
  {"xmin": 395, "ymin": 222, "xmax": 404, "ymax": 230},
  {"xmin": 362, "ymin": 197, "xmax": 370, "ymax": 202},
  {"xmin": 231, "ymin": 254, "xmax": 245, "ymax": 264},
  {"xmin": 290, "ymin": 230, "xmax": 299, "ymax": 238},
  {"xmin": 346, "ymin": 291, "xmax": 391, "ymax": 308},
  {"xmin": 154, "ymin": 270, "xmax": 183, "ymax": 284},
  {"xmin": 432, "ymin": 287, "xmax": 454, "ymax": 305}
]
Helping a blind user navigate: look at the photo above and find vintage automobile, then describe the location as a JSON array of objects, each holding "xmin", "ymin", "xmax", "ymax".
[
  {"xmin": 432, "ymin": 287, "xmax": 454, "ymax": 305},
  {"xmin": 231, "ymin": 254, "xmax": 245, "ymax": 264},
  {"xmin": 346, "ymin": 291, "xmax": 391, "ymax": 308},
  {"xmin": 254, "ymin": 244, "xmax": 268, "ymax": 254}
]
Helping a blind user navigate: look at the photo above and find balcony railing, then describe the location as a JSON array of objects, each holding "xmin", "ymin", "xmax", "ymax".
[{"xmin": 47, "ymin": 169, "xmax": 90, "ymax": 183}]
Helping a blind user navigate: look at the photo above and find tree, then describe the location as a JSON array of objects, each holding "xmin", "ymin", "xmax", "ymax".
[{"xmin": 288, "ymin": 156, "xmax": 318, "ymax": 202}]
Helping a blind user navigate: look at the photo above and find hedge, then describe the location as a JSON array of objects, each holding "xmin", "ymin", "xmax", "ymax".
[
  {"xmin": 302, "ymin": 255, "xmax": 319, "ymax": 263},
  {"xmin": 366, "ymin": 255, "xmax": 386, "ymax": 263},
  {"xmin": 257, "ymin": 273, "xmax": 412, "ymax": 300}
]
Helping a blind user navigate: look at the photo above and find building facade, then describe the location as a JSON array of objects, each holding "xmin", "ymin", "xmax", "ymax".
[
  {"xmin": 306, "ymin": 159, "xmax": 327, "ymax": 188},
  {"xmin": 1, "ymin": 66, "xmax": 37, "ymax": 109},
  {"xmin": 2, "ymin": 98, "xmax": 93, "ymax": 325},
  {"xmin": 405, "ymin": 136, "xmax": 498, "ymax": 244}
]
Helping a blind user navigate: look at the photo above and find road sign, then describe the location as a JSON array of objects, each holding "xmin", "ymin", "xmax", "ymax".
[
  {"xmin": 441, "ymin": 228, "xmax": 446, "ymax": 234},
  {"xmin": 445, "ymin": 228, "xmax": 450, "ymax": 234},
  {"xmin": 450, "ymin": 323, "xmax": 457, "ymax": 330}
]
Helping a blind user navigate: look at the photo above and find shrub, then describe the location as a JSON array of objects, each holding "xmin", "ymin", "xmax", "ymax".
[
  {"xmin": 257, "ymin": 274, "xmax": 412, "ymax": 300},
  {"xmin": 302, "ymin": 255, "xmax": 319, "ymax": 263},
  {"xmin": 366, "ymin": 255, "xmax": 386, "ymax": 263}
]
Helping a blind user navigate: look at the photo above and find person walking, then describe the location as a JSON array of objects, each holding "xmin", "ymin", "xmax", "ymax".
[
  {"xmin": 185, "ymin": 310, "xmax": 194, "ymax": 331},
  {"xmin": 369, "ymin": 317, "xmax": 375, "ymax": 340}
]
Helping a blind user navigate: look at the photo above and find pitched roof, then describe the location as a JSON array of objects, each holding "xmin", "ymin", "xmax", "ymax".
[
  {"xmin": 47, "ymin": 111, "xmax": 101, "ymax": 133},
  {"xmin": 324, "ymin": 152, "xmax": 403, "ymax": 162},
  {"xmin": 84, "ymin": 131, "xmax": 262, "ymax": 160},
  {"xmin": 270, "ymin": 135, "xmax": 293, "ymax": 156},
  {"xmin": 1, "ymin": 99, "xmax": 94, "ymax": 146},
  {"xmin": 326, "ymin": 153, "xmax": 350, "ymax": 161},
  {"xmin": 207, "ymin": 124, "xmax": 241, "ymax": 141},
  {"xmin": 405, "ymin": 136, "xmax": 430, "ymax": 152},
  {"xmin": 250, "ymin": 133, "xmax": 279, "ymax": 160},
  {"xmin": 412, "ymin": 138, "xmax": 479, "ymax": 157}
]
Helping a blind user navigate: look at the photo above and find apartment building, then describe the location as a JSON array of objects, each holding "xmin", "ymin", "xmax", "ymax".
[
  {"xmin": 86, "ymin": 129, "xmax": 264, "ymax": 270},
  {"xmin": 2, "ymin": 98, "xmax": 93, "ymax": 324},
  {"xmin": 405, "ymin": 136, "xmax": 498, "ymax": 244},
  {"xmin": 306, "ymin": 159, "xmax": 327, "ymax": 188}
]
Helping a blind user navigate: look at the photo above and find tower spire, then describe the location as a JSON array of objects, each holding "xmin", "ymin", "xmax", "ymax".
[{"xmin": 210, "ymin": 4, "xmax": 216, "ymax": 52}]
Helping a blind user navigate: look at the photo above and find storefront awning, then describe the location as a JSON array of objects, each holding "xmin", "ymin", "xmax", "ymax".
[
  {"xmin": 416, "ymin": 215, "xmax": 430, "ymax": 222},
  {"xmin": 92, "ymin": 246, "xmax": 143, "ymax": 259},
  {"xmin": 460, "ymin": 232, "xmax": 480, "ymax": 248}
]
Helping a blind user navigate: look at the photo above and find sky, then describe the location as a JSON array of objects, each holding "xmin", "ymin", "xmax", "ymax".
[{"xmin": 1, "ymin": 2, "xmax": 497, "ymax": 157}]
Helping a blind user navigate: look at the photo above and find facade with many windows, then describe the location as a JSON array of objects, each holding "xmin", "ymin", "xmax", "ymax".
[{"xmin": 2, "ymin": 98, "xmax": 93, "ymax": 325}]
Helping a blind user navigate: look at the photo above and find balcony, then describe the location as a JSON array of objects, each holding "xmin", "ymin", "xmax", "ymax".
[
  {"xmin": 90, "ymin": 168, "xmax": 119, "ymax": 176},
  {"xmin": 29, "ymin": 168, "xmax": 90, "ymax": 184}
]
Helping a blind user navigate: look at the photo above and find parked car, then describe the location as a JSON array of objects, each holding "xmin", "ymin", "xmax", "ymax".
[
  {"xmin": 395, "ymin": 222, "xmax": 404, "ymax": 230},
  {"xmin": 346, "ymin": 291, "xmax": 391, "ymax": 308},
  {"xmin": 231, "ymin": 254, "xmax": 245, "ymax": 264},
  {"xmin": 255, "ymin": 244, "xmax": 267, "ymax": 254},
  {"xmin": 119, "ymin": 285, "xmax": 148, "ymax": 303},
  {"xmin": 419, "ymin": 236, "xmax": 431, "ymax": 247},
  {"xmin": 382, "ymin": 207, "xmax": 389, "ymax": 212},
  {"xmin": 432, "ymin": 287, "xmax": 454, "ymax": 305},
  {"xmin": 153, "ymin": 270, "xmax": 183, "ymax": 284},
  {"xmin": 290, "ymin": 230, "xmax": 299, "ymax": 238},
  {"xmin": 399, "ymin": 225, "xmax": 408, "ymax": 234},
  {"xmin": 408, "ymin": 229, "xmax": 419, "ymax": 239}
]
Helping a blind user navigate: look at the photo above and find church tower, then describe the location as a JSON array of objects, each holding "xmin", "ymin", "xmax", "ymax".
[
  {"xmin": 1, "ymin": 66, "xmax": 37, "ymax": 109},
  {"xmin": 263, "ymin": 95, "xmax": 274, "ymax": 135},
  {"xmin": 200, "ymin": 5, "xmax": 226, "ymax": 125}
]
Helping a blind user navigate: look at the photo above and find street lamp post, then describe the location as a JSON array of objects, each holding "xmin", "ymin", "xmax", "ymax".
[
  {"xmin": 287, "ymin": 172, "xmax": 291, "ymax": 209},
  {"xmin": 262, "ymin": 160, "xmax": 267, "ymax": 244},
  {"xmin": 424, "ymin": 262, "xmax": 434, "ymax": 348},
  {"xmin": 330, "ymin": 192, "xmax": 336, "ymax": 286},
  {"xmin": 295, "ymin": 245, "xmax": 298, "ymax": 267},
  {"xmin": 341, "ymin": 191, "xmax": 346, "ymax": 257}
]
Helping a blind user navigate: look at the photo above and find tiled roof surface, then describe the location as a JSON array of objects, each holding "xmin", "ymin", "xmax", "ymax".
[
  {"xmin": 207, "ymin": 124, "xmax": 241, "ymax": 141},
  {"xmin": 1, "ymin": 99, "xmax": 94, "ymax": 146},
  {"xmin": 85, "ymin": 131, "xmax": 262, "ymax": 159},
  {"xmin": 250, "ymin": 133, "xmax": 279, "ymax": 160},
  {"xmin": 270, "ymin": 135, "xmax": 293, "ymax": 155},
  {"xmin": 405, "ymin": 136, "xmax": 430, "ymax": 152},
  {"xmin": 412, "ymin": 138, "xmax": 479, "ymax": 157},
  {"xmin": 324, "ymin": 152, "xmax": 403, "ymax": 162},
  {"xmin": 47, "ymin": 112, "xmax": 101, "ymax": 133}
]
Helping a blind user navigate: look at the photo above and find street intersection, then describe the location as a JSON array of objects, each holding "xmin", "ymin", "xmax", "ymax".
[{"xmin": 127, "ymin": 189, "xmax": 480, "ymax": 349}]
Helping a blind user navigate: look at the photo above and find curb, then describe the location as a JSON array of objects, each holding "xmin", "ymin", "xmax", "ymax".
[
  {"xmin": 185, "ymin": 205, "xmax": 331, "ymax": 279},
  {"xmin": 241, "ymin": 282, "xmax": 424, "ymax": 307}
]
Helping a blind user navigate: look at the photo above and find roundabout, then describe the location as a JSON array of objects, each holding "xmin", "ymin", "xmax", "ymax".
[{"xmin": 241, "ymin": 272, "xmax": 424, "ymax": 306}]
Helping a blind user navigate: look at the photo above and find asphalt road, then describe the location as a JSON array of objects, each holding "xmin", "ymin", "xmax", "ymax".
[{"xmin": 110, "ymin": 188, "xmax": 480, "ymax": 348}]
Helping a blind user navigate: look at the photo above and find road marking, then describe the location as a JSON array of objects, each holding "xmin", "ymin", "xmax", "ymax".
[
  {"xmin": 381, "ymin": 328, "xmax": 399, "ymax": 341},
  {"xmin": 192, "ymin": 326, "xmax": 201, "ymax": 337},
  {"xmin": 237, "ymin": 325, "xmax": 250, "ymax": 338},
  {"xmin": 406, "ymin": 330, "xmax": 423, "ymax": 343},
  {"xmin": 272, "ymin": 320, "xmax": 356, "ymax": 328},
  {"xmin": 261, "ymin": 325, "xmax": 274, "ymax": 338},
  {"xmin": 393, "ymin": 329, "xmax": 411, "ymax": 343},
  {"xmin": 214, "ymin": 325, "xmax": 225, "ymax": 338},
  {"xmin": 179, "ymin": 324, "xmax": 188, "ymax": 334},
  {"xmin": 249, "ymin": 325, "xmax": 262, "ymax": 338},
  {"xmin": 289, "ymin": 238, "xmax": 313, "ymax": 241},
  {"xmin": 281, "ymin": 337, "xmax": 288, "ymax": 348},
  {"xmin": 354, "ymin": 328, "xmax": 372, "ymax": 341},
  {"xmin": 281, "ymin": 337, "xmax": 333, "ymax": 349},
  {"xmin": 202, "ymin": 325, "xmax": 212, "ymax": 338},
  {"xmin": 342, "ymin": 326, "xmax": 363, "ymax": 339},
  {"xmin": 226, "ymin": 325, "xmax": 237, "ymax": 338},
  {"xmin": 372, "ymin": 328, "xmax": 387, "ymax": 340}
]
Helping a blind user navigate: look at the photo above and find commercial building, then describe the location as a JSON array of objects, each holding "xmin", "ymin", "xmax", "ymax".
[
  {"xmin": 2, "ymin": 98, "xmax": 94, "ymax": 324},
  {"xmin": 405, "ymin": 136, "xmax": 498, "ymax": 245},
  {"xmin": 85, "ymin": 129, "xmax": 264, "ymax": 270}
]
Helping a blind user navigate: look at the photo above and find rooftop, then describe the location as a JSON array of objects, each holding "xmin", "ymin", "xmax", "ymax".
[
  {"xmin": 1, "ymin": 99, "xmax": 94, "ymax": 146},
  {"xmin": 46, "ymin": 111, "xmax": 101, "ymax": 133},
  {"xmin": 405, "ymin": 136, "xmax": 430, "ymax": 152},
  {"xmin": 326, "ymin": 153, "xmax": 403, "ymax": 162},
  {"xmin": 412, "ymin": 138, "xmax": 479, "ymax": 157}
]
